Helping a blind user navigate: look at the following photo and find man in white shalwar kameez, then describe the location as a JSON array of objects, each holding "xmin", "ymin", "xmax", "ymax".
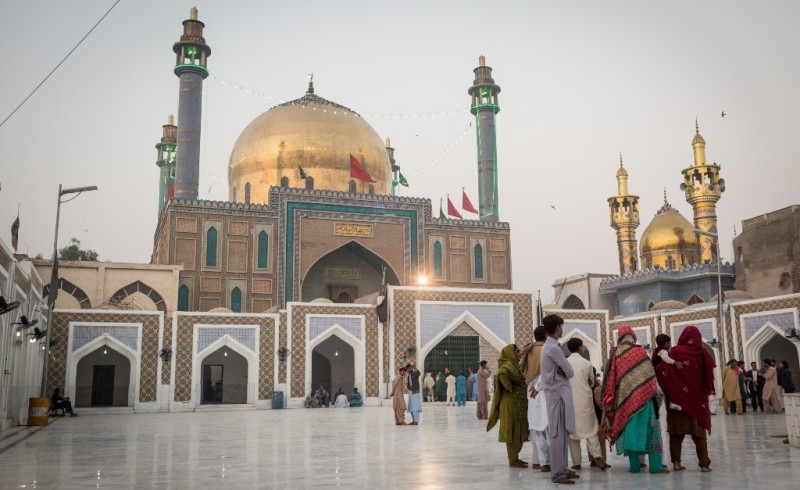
[
  {"xmin": 566, "ymin": 338, "xmax": 608, "ymax": 471},
  {"xmin": 523, "ymin": 326, "xmax": 550, "ymax": 471}
]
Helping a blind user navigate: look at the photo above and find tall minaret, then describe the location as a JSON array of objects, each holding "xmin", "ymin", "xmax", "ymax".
[
  {"xmin": 468, "ymin": 55, "xmax": 501, "ymax": 222},
  {"xmin": 608, "ymin": 156, "xmax": 641, "ymax": 275},
  {"xmin": 155, "ymin": 115, "xmax": 178, "ymax": 211},
  {"xmin": 172, "ymin": 7, "xmax": 211, "ymax": 200},
  {"xmin": 680, "ymin": 120, "xmax": 725, "ymax": 263}
]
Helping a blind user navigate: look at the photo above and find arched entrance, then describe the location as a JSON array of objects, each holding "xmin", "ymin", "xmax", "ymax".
[
  {"xmin": 311, "ymin": 336, "xmax": 355, "ymax": 396},
  {"xmin": 75, "ymin": 346, "xmax": 132, "ymax": 407},
  {"xmin": 199, "ymin": 348, "xmax": 248, "ymax": 404},
  {"xmin": 301, "ymin": 241, "xmax": 400, "ymax": 302},
  {"xmin": 562, "ymin": 294, "xmax": 586, "ymax": 310},
  {"xmin": 746, "ymin": 324, "xmax": 800, "ymax": 380},
  {"xmin": 420, "ymin": 318, "xmax": 505, "ymax": 380}
]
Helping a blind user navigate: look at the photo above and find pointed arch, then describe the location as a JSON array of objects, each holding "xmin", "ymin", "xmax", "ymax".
[
  {"xmin": 257, "ymin": 231, "xmax": 268, "ymax": 269},
  {"xmin": 418, "ymin": 311, "xmax": 507, "ymax": 366},
  {"xmin": 244, "ymin": 183, "xmax": 251, "ymax": 204},
  {"xmin": 687, "ymin": 293, "xmax": 704, "ymax": 305},
  {"xmin": 111, "ymin": 281, "xmax": 166, "ymax": 312},
  {"xmin": 562, "ymin": 294, "xmax": 586, "ymax": 310},
  {"xmin": 206, "ymin": 227, "xmax": 218, "ymax": 267},
  {"xmin": 474, "ymin": 243, "xmax": 484, "ymax": 279},
  {"xmin": 178, "ymin": 285, "xmax": 190, "ymax": 312},
  {"xmin": 433, "ymin": 241, "xmax": 443, "ymax": 278},
  {"xmin": 231, "ymin": 287, "xmax": 242, "ymax": 313},
  {"xmin": 305, "ymin": 324, "xmax": 365, "ymax": 397},
  {"xmin": 193, "ymin": 334, "xmax": 259, "ymax": 405},
  {"xmin": 66, "ymin": 333, "xmax": 139, "ymax": 407},
  {"xmin": 746, "ymin": 321, "xmax": 800, "ymax": 365},
  {"xmin": 43, "ymin": 278, "xmax": 91, "ymax": 309}
]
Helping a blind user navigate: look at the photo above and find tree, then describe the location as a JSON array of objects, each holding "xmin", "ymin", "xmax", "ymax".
[{"xmin": 59, "ymin": 238, "xmax": 99, "ymax": 261}]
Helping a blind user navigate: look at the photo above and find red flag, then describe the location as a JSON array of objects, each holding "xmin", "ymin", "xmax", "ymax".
[
  {"xmin": 447, "ymin": 196, "xmax": 462, "ymax": 219},
  {"xmin": 349, "ymin": 154, "xmax": 376, "ymax": 183},
  {"xmin": 462, "ymin": 190, "xmax": 478, "ymax": 214}
]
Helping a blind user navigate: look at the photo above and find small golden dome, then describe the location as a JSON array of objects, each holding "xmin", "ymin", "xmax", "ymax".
[
  {"xmin": 616, "ymin": 164, "xmax": 628, "ymax": 178},
  {"xmin": 228, "ymin": 89, "xmax": 391, "ymax": 203},
  {"xmin": 692, "ymin": 132, "xmax": 705, "ymax": 146},
  {"xmin": 640, "ymin": 200, "xmax": 698, "ymax": 269}
]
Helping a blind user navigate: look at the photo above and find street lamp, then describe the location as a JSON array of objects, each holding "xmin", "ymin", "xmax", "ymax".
[
  {"xmin": 693, "ymin": 228, "xmax": 726, "ymax": 363},
  {"xmin": 41, "ymin": 184, "xmax": 98, "ymax": 397}
]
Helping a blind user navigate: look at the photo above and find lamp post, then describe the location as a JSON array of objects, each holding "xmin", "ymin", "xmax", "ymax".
[
  {"xmin": 694, "ymin": 228, "xmax": 726, "ymax": 363},
  {"xmin": 41, "ymin": 184, "xmax": 98, "ymax": 397}
]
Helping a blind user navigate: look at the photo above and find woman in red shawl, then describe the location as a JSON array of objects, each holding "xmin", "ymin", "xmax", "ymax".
[
  {"xmin": 654, "ymin": 325, "xmax": 716, "ymax": 472},
  {"xmin": 601, "ymin": 326, "xmax": 669, "ymax": 474}
]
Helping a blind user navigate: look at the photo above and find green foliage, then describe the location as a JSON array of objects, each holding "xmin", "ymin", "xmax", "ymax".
[{"xmin": 58, "ymin": 238, "xmax": 99, "ymax": 261}]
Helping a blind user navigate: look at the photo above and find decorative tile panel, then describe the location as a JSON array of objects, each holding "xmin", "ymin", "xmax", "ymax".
[
  {"xmin": 672, "ymin": 320, "xmax": 714, "ymax": 343},
  {"xmin": 418, "ymin": 303, "xmax": 512, "ymax": 349},
  {"xmin": 196, "ymin": 327, "xmax": 257, "ymax": 353},
  {"xmin": 562, "ymin": 321, "xmax": 599, "ymax": 342},
  {"xmin": 743, "ymin": 312, "xmax": 796, "ymax": 341},
  {"xmin": 72, "ymin": 325, "xmax": 139, "ymax": 352},
  {"xmin": 176, "ymin": 217, "xmax": 197, "ymax": 233},
  {"xmin": 309, "ymin": 316, "xmax": 363, "ymax": 342},
  {"xmin": 174, "ymin": 314, "xmax": 276, "ymax": 402},
  {"xmin": 549, "ymin": 310, "xmax": 609, "ymax": 364},
  {"xmin": 49, "ymin": 311, "xmax": 160, "ymax": 403}
]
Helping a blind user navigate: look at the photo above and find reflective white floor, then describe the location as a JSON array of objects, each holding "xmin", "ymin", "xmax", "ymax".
[{"xmin": 1, "ymin": 403, "xmax": 798, "ymax": 489}]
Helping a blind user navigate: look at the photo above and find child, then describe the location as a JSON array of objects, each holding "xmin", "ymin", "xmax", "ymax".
[
  {"xmin": 653, "ymin": 334, "xmax": 684, "ymax": 369},
  {"xmin": 653, "ymin": 334, "xmax": 683, "ymax": 411}
]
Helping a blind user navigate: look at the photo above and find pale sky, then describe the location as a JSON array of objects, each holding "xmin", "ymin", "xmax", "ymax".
[{"xmin": 1, "ymin": 1, "xmax": 798, "ymax": 302}]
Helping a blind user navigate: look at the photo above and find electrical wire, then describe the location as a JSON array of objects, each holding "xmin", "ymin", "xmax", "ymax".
[{"xmin": 0, "ymin": 0, "xmax": 123, "ymax": 130}]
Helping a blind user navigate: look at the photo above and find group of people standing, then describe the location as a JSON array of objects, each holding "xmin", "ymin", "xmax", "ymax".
[
  {"xmin": 722, "ymin": 358, "xmax": 794, "ymax": 415},
  {"xmin": 391, "ymin": 362, "xmax": 423, "ymax": 425},
  {"xmin": 487, "ymin": 314, "xmax": 718, "ymax": 485},
  {"xmin": 422, "ymin": 368, "xmax": 485, "ymax": 405}
]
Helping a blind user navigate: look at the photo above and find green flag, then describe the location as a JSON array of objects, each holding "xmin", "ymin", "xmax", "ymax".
[
  {"xmin": 298, "ymin": 165, "xmax": 307, "ymax": 179},
  {"xmin": 11, "ymin": 215, "xmax": 19, "ymax": 252},
  {"xmin": 398, "ymin": 172, "xmax": 409, "ymax": 187}
]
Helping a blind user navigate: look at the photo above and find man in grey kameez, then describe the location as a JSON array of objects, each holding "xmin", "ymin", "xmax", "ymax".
[{"xmin": 541, "ymin": 314, "xmax": 578, "ymax": 485}]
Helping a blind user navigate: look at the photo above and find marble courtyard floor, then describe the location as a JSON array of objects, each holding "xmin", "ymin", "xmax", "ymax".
[{"xmin": 0, "ymin": 403, "xmax": 798, "ymax": 489}]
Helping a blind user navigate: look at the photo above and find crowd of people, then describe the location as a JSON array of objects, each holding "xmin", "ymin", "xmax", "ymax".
[
  {"xmin": 722, "ymin": 357, "xmax": 795, "ymax": 414},
  {"xmin": 485, "ymin": 314, "xmax": 729, "ymax": 485},
  {"xmin": 304, "ymin": 386, "xmax": 362, "ymax": 408}
]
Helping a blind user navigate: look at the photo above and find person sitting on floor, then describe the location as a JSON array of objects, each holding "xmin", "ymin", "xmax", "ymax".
[
  {"xmin": 334, "ymin": 388, "xmax": 349, "ymax": 408},
  {"xmin": 51, "ymin": 388, "xmax": 77, "ymax": 417},
  {"xmin": 304, "ymin": 394, "xmax": 320, "ymax": 408},
  {"xmin": 315, "ymin": 386, "xmax": 330, "ymax": 407},
  {"xmin": 347, "ymin": 387, "xmax": 363, "ymax": 407}
]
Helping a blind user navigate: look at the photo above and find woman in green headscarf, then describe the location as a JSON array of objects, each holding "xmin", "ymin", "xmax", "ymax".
[
  {"xmin": 434, "ymin": 372, "xmax": 446, "ymax": 401},
  {"xmin": 487, "ymin": 344, "xmax": 529, "ymax": 468}
]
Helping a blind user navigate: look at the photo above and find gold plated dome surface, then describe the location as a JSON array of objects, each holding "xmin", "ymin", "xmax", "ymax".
[
  {"xmin": 640, "ymin": 201, "xmax": 698, "ymax": 267},
  {"xmin": 228, "ymin": 92, "xmax": 391, "ymax": 202}
]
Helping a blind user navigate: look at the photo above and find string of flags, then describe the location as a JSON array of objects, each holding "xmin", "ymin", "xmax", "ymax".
[{"xmin": 211, "ymin": 74, "xmax": 468, "ymax": 119}]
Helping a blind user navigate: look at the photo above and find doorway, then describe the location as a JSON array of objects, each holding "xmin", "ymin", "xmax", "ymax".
[
  {"xmin": 424, "ymin": 336, "xmax": 480, "ymax": 378},
  {"xmin": 91, "ymin": 365, "xmax": 115, "ymax": 406},
  {"xmin": 203, "ymin": 364, "xmax": 224, "ymax": 403}
]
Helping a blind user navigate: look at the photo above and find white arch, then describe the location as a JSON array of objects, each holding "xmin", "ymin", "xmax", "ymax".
[
  {"xmin": 305, "ymin": 325, "xmax": 365, "ymax": 397},
  {"xmin": 746, "ymin": 322, "xmax": 800, "ymax": 366},
  {"xmin": 418, "ymin": 311, "xmax": 507, "ymax": 370},
  {"xmin": 66, "ymin": 333, "xmax": 139, "ymax": 407},
  {"xmin": 192, "ymin": 335, "xmax": 259, "ymax": 405},
  {"xmin": 560, "ymin": 329, "xmax": 602, "ymax": 371}
]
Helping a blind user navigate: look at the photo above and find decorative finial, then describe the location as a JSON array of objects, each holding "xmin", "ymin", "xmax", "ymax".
[
  {"xmin": 190, "ymin": 7, "xmax": 198, "ymax": 20},
  {"xmin": 695, "ymin": 117, "xmax": 699, "ymax": 134},
  {"xmin": 619, "ymin": 153, "xmax": 623, "ymax": 167},
  {"xmin": 733, "ymin": 224, "xmax": 737, "ymax": 236},
  {"xmin": 385, "ymin": 137, "xmax": 391, "ymax": 148},
  {"xmin": 307, "ymin": 73, "xmax": 314, "ymax": 94},
  {"xmin": 168, "ymin": 114, "xmax": 174, "ymax": 125},
  {"xmin": 663, "ymin": 187, "xmax": 668, "ymax": 204},
  {"xmin": 479, "ymin": 55, "xmax": 486, "ymax": 67}
]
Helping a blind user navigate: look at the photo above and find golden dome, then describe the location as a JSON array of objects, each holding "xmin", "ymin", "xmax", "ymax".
[
  {"xmin": 691, "ymin": 131, "xmax": 705, "ymax": 146},
  {"xmin": 616, "ymin": 164, "xmax": 628, "ymax": 178},
  {"xmin": 640, "ymin": 200, "xmax": 698, "ymax": 269},
  {"xmin": 228, "ymin": 88, "xmax": 391, "ymax": 203}
]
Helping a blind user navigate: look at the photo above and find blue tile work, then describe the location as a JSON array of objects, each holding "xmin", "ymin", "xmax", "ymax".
[
  {"xmin": 562, "ymin": 322, "xmax": 599, "ymax": 343},
  {"xmin": 744, "ymin": 312, "xmax": 796, "ymax": 341},
  {"xmin": 72, "ymin": 325, "xmax": 139, "ymax": 352},
  {"xmin": 196, "ymin": 327, "xmax": 256, "ymax": 353},
  {"xmin": 418, "ymin": 303, "xmax": 511, "ymax": 349},
  {"xmin": 309, "ymin": 316, "xmax": 363, "ymax": 342}
]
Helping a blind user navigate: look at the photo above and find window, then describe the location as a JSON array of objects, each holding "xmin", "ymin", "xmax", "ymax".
[
  {"xmin": 206, "ymin": 227, "xmax": 218, "ymax": 267},
  {"xmin": 244, "ymin": 183, "xmax": 251, "ymax": 204},
  {"xmin": 257, "ymin": 231, "xmax": 268, "ymax": 269},
  {"xmin": 433, "ymin": 241, "xmax": 443, "ymax": 278},
  {"xmin": 178, "ymin": 285, "xmax": 190, "ymax": 312},
  {"xmin": 231, "ymin": 287, "xmax": 242, "ymax": 313},
  {"xmin": 474, "ymin": 243, "xmax": 484, "ymax": 279}
]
